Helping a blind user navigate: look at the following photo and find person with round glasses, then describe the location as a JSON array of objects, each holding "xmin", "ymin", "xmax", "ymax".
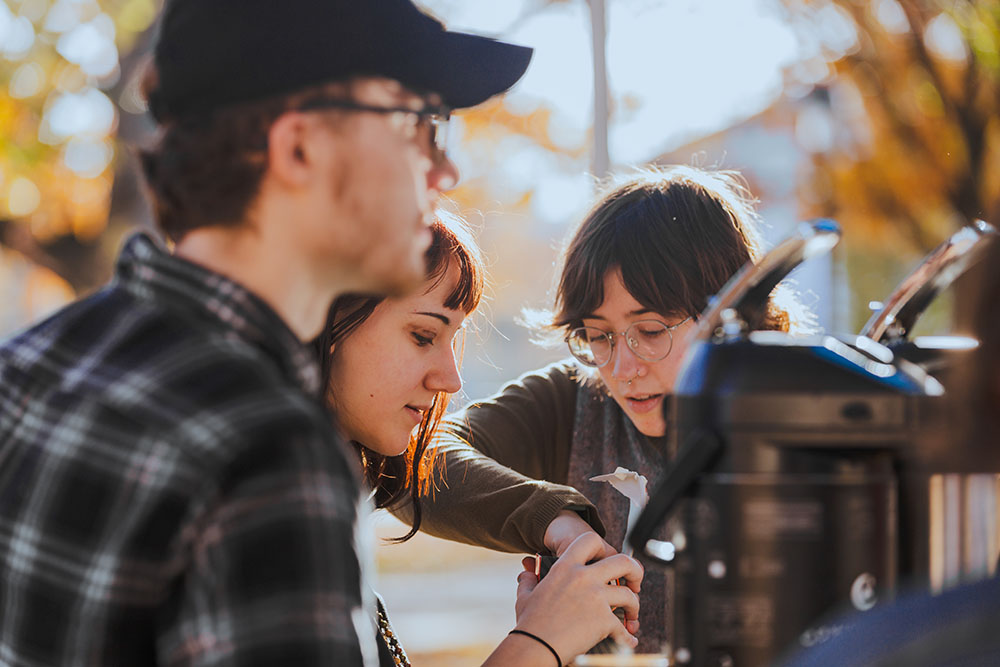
[{"xmin": 404, "ymin": 165, "xmax": 813, "ymax": 654}]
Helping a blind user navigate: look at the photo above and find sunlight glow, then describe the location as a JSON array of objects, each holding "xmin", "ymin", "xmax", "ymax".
[
  {"xmin": 925, "ymin": 13, "xmax": 968, "ymax": 63},
  {"xmin": 63, "ymin": 137, "xmax": 113, "ymax": 177},
  {"xmin": 45, "ymin": 87, "xmax": 116, "ymax": 139},
  {"xmin": 9, "ymin": 62, "xmax": 45, "ymax": 98},
  {"xmin": 56, "ymin": 14, "xmax": 118, "ymax": 76},
  {"xmin": 2, "ymin": 16, "xmax": 36, "ymax": 59},
  {"xmin": 425, "ymin": 0, "xmax": 809, "ymax": 169},
  {"xmin": 7, "ymin": 177, "xmax": 41, "ymax": 217},
  {"xmin": 875, "ymin": 0, "xmax": 909, "ymax": 35},
  {"xmin": 607, "ymin": 0, "xmax": 800, "ymax": 163}
]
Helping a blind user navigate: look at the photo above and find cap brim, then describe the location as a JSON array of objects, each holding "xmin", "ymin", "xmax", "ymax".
[{"xmin": 399, "ymin": 31, "xmax": 533, "ymax": 109}]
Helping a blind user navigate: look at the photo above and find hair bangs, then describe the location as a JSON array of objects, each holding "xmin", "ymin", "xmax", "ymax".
[
  {"xmin": 551, "ymin": 165, "xmax": 790, "ymax": 335},
  {"xmin": 424, "ymin": 211, "xmax": 484, "ymax": 315},
  {"xmin": 553, "ymin": 205, "xmax": 620, "ymax": 328},
  {"xmin": 613, "ymin": 196, "xmax": 698, "ymax": 318}
]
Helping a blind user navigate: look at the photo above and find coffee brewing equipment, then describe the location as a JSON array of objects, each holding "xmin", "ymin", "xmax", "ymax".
[
  {"xmin": 860, "ymin": 220, "xmax": 999, "ymax": 592},
  {"xmin": 627, "ymin": 219, "xmax": 999, "ymax": 666}
]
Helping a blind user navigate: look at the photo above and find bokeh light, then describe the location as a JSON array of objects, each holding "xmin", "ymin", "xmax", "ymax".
[{"xmin": 7, "ymin": 176, "xmax": 40, "ymax": 216}]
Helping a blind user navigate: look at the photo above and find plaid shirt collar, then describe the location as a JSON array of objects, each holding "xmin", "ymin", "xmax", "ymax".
[{"xmin": 114, "ymin": 232, "xmax": 322, "ymax": 397}]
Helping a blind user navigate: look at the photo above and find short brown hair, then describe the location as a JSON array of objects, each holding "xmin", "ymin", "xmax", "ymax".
[
  {"xmin": 552, "ymin": 165, "xmax": 808, "ymax": 333},
  {"xmin": 139, "ymin": 71, "xmax": 355, "ymax": 242},
  {"xmin": 314, "ymin": 210, "xmax": 484, "ymax": 542}
]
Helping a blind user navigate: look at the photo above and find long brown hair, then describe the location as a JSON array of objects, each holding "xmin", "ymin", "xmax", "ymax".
[
  {"xmin": 551, "ymin": 165, "xmax": 808, "ymax": 333},
  {"xmin": 314, "ymin": 211, "xmax": 483, "ymax": 542}
]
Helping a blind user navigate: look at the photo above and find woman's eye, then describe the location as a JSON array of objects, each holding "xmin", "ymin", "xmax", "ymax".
[
  {"xmin": 411, "ymin": 332, "xmax": 434, "ymax": 347},
  {"xmin": 638, "ymin": 328, "xmax": 666, "ymax": 338}
]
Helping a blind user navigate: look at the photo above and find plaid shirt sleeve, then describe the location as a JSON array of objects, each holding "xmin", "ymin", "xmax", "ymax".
[
  {"xmin": 0, "ymin": 237, "xmax": 380, "ymax": 666},
  {"xmin": 157, "ymin": 409, "xmax": 373, "ymax": 666}
]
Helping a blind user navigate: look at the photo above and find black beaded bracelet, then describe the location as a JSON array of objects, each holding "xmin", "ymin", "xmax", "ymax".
[{"xmin": 508, "ymin": 629, "xmax": 562, "ymax": 667}]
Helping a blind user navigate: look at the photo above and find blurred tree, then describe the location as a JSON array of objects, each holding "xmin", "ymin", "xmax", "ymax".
[
  {"xmin": 788, "ymin": 0, "xmax": 1000, "ymax": 247},
  {"xmin": 781, "ymin": 0, "xmax": 999, "ymax": 327},
  {"xmin": 0, "ymin": 0, "xmax": 160, "ymax": 294}
]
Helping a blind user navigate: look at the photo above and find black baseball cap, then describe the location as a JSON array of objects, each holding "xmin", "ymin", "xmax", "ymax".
[{"xmin": 149, "ymin": 0, "xmax": 534, "ymax": 122}]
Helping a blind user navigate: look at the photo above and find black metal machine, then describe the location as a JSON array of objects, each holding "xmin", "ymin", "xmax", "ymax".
[
  {"xmin": 627, "ymin": 219, "xmax": 999, "ymax": 666},
  {"xmin": 860, "ymin": 220, "xmax": 999, "ymax": 591}
]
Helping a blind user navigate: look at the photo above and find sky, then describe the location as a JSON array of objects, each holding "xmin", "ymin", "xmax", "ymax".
[
  {"xmin": 418, "ymin": 0, "xmax": 832, "ymax": 225},
  {"xmin": 423, "ymin": 0, "xmax": 810, "ymax": 162}
]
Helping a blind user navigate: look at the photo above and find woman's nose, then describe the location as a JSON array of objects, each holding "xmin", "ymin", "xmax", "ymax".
[
  {"xmin": 427, "ymin": 349, "xmax": 462, "ymax": 395},
  {"xmin": 610, "ymin": 335, "xmax": 642, "ymax": 381}
]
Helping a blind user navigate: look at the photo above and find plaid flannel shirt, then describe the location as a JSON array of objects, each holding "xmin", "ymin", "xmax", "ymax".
[{"xmin": 0, "ymin": 233, "xmax": 378, "ymax": 666}]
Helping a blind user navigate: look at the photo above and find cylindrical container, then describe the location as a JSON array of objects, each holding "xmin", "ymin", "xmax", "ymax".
[
  {"xmin": 888, "ymin": 337, "xmax": 1000, "ymax": 590},
  {"xmin": 661, "ymin": 335, "xmax": 931, "ymax": 666},
  {"xmin": 630, "ymin": 220, "xmax": 1000, "ymax": 667}
]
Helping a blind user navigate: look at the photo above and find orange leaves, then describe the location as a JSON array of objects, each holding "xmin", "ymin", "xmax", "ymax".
[
  {"xmin": 0, "ymin": 0, "xmax": 164, "ymax": 298},
  {"xmin": 797, "ymin": 0, "xmax": 1000, "ymax": 255},
  {"xmin": 459, "ymin": 97, "xmax": 588, "ymax": 159}
]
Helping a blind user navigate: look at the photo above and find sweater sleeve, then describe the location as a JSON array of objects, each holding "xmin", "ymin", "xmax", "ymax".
[{"xmin": 392, "ymin": 360, "xmax": 606, "ymax": 555}]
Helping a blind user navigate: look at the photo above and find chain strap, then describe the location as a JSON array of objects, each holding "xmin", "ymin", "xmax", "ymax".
[{"xmin": 376, "ymin": 600, "xmax": 411, "ymax": 667}]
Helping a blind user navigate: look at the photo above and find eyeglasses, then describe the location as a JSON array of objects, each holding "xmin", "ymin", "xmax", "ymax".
[
  {"xmin": 565, "ymin": 317, "xmax": 693, "ymax": 368},
  {"xmin": 295, "ymin": 98, "xmax": 452, "ymax": 156}
]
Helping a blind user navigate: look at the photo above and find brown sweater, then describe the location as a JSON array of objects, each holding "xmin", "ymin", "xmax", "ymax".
[
  {"xmin": 394, "ymin": 360, "xmax": 605, "ymax": 554},
  {"xmin": 404, "ymin": 359, "xmax": 676, "ymax": 653}
]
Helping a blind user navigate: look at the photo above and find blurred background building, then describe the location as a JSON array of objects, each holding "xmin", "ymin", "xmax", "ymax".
[{"xmin": 1, "ymin": 0, "xmax": 998, "ymax": 663}]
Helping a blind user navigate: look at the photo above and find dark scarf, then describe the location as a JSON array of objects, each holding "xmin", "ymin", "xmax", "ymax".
[{"xmin": 566, "ymin": 379, "xmax": 676, "ymax": 654}]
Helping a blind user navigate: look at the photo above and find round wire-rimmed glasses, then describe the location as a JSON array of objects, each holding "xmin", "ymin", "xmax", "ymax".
[{"xmin": 565, "ymin": 317, "xmax": 693, "ymax": 368}]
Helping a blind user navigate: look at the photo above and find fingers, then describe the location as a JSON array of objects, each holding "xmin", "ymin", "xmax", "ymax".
[
  {"xmin": 559, "ymin": 531, "xmax": 617, "ymax": 565},
  {"xmin": 516, "ymin": 568, "xmax": 538, "ymax": 599},
  {"xmin": 606, "ymin": 615, "xmax": 640, "ymax": 649},
  {"xmin": 590, "ymin": 593, "xmax": 641, "ymax": 650},
  {"xmin": 604, "ymin": 582, "xmax": 640, "ymax": 622},
  {"xmin": 521, "ymin": 556, "xmax": 536, "ymax": 573},
  {"xmin": 596, "ymin": 536, "xmax": 617, "ymax": 560},
  {"xmin": 588, "ymin": 552, "xmax": 644, "ymax": 593}
]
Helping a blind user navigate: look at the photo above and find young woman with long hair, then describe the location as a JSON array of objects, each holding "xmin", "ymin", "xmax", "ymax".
[{"xmin": 315, "ymin": 211, "xmax": 643, "ymax": 667}]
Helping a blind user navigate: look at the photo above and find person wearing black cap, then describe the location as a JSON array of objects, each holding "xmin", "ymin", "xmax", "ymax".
[{"xmin": 0, "ymin": 1, "xmax": 639, "ymax": 665}]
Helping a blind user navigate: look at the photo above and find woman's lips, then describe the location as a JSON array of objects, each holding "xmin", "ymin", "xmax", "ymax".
[
  {"xmin": 625, "ymin": 394, "xmax": 663, "ymax": 414},
  {"xmin": 404, "ymin": 405, "xmax": 429, "ymax": 425}
]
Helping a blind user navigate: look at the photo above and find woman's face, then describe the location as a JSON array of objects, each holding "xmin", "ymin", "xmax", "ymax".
[
  {"xmin": 585, "ymin": 269, "xmax": 697, "ymax": 437},
  {"xmin": 327, "ymin": 264, "xmax": 466, "ymax": 456}
]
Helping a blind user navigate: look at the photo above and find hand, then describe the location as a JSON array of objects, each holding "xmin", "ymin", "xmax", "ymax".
[
  {"xmin": 543, "ymin": 510, "xmax": 616, "ymax": 558},
  {"xmin": 512, "ymin": 533, "xmax": 643, "ymax": 664}
]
